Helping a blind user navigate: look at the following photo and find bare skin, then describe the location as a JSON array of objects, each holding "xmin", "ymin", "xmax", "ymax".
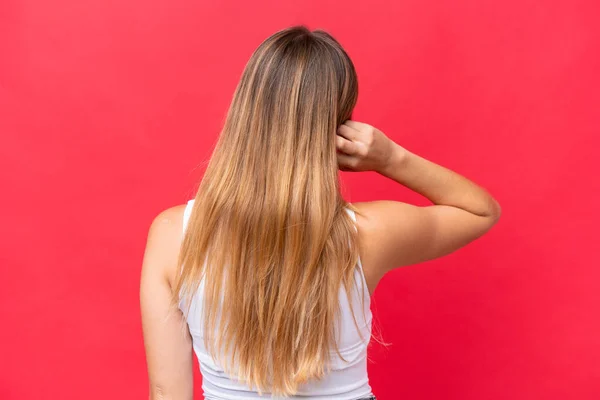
[
  {"xmin": 336, "ymin": 120, "xmax": 501, "ymax": 295},
  {"xmin": 140, "ymin": 120, "xmax": 501, "ymax": 398}
]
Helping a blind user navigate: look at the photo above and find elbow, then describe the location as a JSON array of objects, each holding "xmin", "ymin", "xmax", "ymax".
[
  {"xmin": 149, "ymin": 386, "xmax": 173, "ymax": 400},
  {"xmin": 149, "ymin": 384, "xmax": 193, "ymax": 400},
  {"xmin": 488, "ymin": 199, "xmax": 502, "ymax": 224}
]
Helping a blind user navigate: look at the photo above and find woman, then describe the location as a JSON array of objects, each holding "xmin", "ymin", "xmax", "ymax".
[{"xmin": 140, "ymin": 25, "xmax": 501, "ymax": 400}]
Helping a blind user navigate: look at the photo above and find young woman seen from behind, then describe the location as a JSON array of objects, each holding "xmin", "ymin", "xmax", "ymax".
[{"xmin": 140, "ymin": 25, "xmax": 501, "ymax": 400}]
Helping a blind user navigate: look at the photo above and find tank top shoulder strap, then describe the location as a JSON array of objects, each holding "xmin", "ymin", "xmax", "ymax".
[
  {"xmin": 344, "ymin": 204, "xmax": 370, "ymax": 297},
  {"xmin": 182, "ymin": 199, "xmax": 195, "ymax": 235},
  {"xmin": 344, "ymin": 206, "xmax": 358, "ymax": 232}
]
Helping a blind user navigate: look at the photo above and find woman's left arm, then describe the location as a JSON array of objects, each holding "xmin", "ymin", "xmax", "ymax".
[{"xmin": 140, "ymin": 206, "xmax": 193, "ymax": 400}]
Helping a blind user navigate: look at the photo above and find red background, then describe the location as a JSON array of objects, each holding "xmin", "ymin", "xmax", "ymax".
[{"xmin": 1, "ymin": 0, "xmax": 599, "ymax": 399}]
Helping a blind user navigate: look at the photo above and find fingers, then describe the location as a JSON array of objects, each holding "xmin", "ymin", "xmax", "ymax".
[
  {"xmin": 337, "ymin": 124, "xmax": 358, "ymax": 141},
  {"xmin": 337, "ymin": 119, "xmax": 371, "ymax": 171},
  {"xmin": 336, "ymin": 134, "xmax": 359, "ymax": 155},
  {"xmin": 343, "ymin": 120, "xmax": 369, "ymax": 131},
  {"xmin": 336, "ymin": 152, "xmax": 355, "ymax": 170}
]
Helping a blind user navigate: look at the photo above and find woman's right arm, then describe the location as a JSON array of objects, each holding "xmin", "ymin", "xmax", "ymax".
[{"xmin": 336, "ymin": 120, "xmax": 501, "ymax": 279}]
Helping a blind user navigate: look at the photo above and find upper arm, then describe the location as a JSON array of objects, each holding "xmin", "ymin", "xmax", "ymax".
[
  {"xmin": 354, "ymin": 200, "xmax": 501, "ymax": 276},
  {"xmin": 140, "ymin": 205, "xmax": 193, "ymax": 400}
]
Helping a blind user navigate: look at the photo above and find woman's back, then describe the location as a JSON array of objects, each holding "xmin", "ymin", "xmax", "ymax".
[
  {"xmin": 140, "ymin": 26, "xmax": 500, "ymax": 400},
  {"xmin": 179, "ymin": 199, "xmax": 374, "ymax": 399}
]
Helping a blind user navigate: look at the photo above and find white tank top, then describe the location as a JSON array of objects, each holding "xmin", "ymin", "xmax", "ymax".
[{"xmin": 179, "ymin": 199, "xmax": 373, "ymax": 399}]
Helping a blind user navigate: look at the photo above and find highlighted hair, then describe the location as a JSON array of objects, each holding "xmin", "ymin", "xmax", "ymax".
[{"xmin": 174, "ymin": 25, "xmax": 379, "ymax": 396}]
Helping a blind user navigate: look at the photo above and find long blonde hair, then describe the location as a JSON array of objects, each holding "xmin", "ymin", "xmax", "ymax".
[{"xmin": 174, "ymin": 25, "xmax": 369, "ymax": 396}]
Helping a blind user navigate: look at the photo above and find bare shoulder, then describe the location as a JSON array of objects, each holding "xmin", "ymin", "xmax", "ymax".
[
  {"xmin": 350, "ymin": 201, "xmax": 401, "ymax": 293},
  {"xmin": 142, "ymin": 204, "xmax": 187, "ymax": 287}
]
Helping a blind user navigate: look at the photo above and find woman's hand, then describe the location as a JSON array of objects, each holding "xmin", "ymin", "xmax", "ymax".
[{"xmin": 336, "ymin": 120, "xmax": 401, "ymax": 172}]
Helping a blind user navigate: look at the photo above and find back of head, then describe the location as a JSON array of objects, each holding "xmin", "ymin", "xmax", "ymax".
[{"xmin": 174, "ymin": 25, "xmax": 365, "ymax": 396}]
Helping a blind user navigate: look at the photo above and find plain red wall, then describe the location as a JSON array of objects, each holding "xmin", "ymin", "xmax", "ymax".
[{"xmin": 1, "ymin": 0, "xmax": 599, "ymax": 399}]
